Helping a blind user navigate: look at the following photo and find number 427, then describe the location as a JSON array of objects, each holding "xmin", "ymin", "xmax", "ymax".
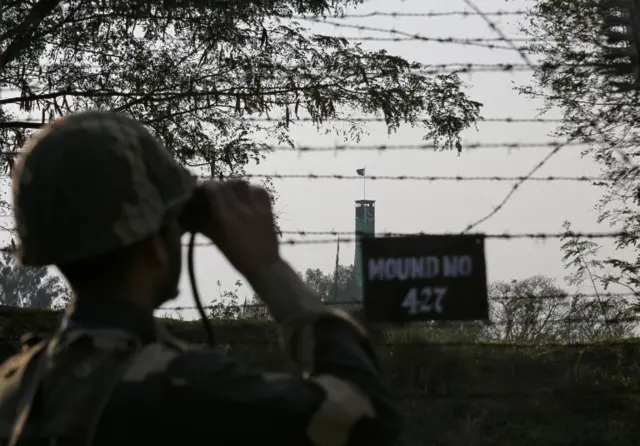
[{"xmin": 401, "ymin": 287, "xmax": 447, "ymax": 315}]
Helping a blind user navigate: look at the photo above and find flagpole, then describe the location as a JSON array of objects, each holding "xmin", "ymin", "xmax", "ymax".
[
  {"xmin": 331, "ymin": 236, "xmax": 340, "ymax": 302},
  {"xmin": 363, "ymin": 170, "xmax": 366, "ymax": 200}
]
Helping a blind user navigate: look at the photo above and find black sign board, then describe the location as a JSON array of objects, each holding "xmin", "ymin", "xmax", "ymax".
[{"xmin": 361, "ymin": 234, "xmax": 488, "ymax": 323}]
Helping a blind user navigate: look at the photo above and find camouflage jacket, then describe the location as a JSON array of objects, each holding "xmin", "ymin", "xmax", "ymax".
[{"xmin": 0, "ymin": 299, "xmax": 401, "ymax": 446}]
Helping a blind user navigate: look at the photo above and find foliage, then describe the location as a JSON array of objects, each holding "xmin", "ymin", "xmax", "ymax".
[
  {"xmin": 0, "ymin": 250, "xmax": 69, "ymax": 309},
  {"xmin": 560, "ymin": 221, "xmax": 637, "ymax": 340},
  {"xmin": 486, "ymin": 269, "xmax": 634, "ymax": 343},
  {"xmin": 303, "ymin": 264, "xmax": 358, "ymax": 303},
  {"xmin": 485, "ymin": 275, "xmax": 570, "ymax": 342},
  {"xmin": 207, "ymin": 265, "xmax": 359, "ymax": 320},
  {"xmin": 518, "ymin": 0, "xmax": 640, "ymax": 303},
  {"xmin": 208, "ymin": 280, "xmax": 266, "ymax": 320},
  {"xmin": 206, "ymin": 263, "xmax": 637, "ymax": 343},
  {"xmin": 0, "ymin": 0, "xmax": 482, "ymax": 178}
]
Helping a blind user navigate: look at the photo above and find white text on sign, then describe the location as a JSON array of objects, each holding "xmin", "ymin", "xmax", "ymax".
[
  {"xmin": 401, "ymin": 287, "xmax": 448, "ymax": 315},
  {"xmin": 367, "ymin": 255, "xmax": 473, "ymax": 281}
]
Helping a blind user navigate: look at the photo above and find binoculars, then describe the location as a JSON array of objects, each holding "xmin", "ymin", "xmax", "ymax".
[{"xmin": 178, "ymin": 185, "xmax": 211, "ymax": 235}]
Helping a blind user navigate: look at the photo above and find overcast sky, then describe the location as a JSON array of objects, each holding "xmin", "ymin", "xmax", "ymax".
[{"xmin": 2, "ymin": 0, "xmax": 622, "ymax": 318}]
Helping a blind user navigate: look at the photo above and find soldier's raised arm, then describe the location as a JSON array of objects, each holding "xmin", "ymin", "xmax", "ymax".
[
  {"xmin": 144, "ymin": 180, "xmax": 401, "ymax": 446},
  {"xmin": 149, "ymin": 258, "xmax": 401, "ymax": 446}
]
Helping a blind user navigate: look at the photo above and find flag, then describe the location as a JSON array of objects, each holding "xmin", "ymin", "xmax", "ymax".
[{"xmin": 356, "ymin": 168, "xmax": 365, "ymax": 176}]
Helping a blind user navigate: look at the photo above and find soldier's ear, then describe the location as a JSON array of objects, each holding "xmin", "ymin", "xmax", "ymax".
[
  {"xmin": 145, "ymin": 222, "xmax": 182, "ymax": 274},
  {"xmin": 145, "ymin": 231, "xmax": 169, "ymax": 273}
]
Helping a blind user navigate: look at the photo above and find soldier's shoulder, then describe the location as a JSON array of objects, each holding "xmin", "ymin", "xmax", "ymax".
[{"xmin": 121, "ymin": 341, "xmax": 233, "ymax": 385}]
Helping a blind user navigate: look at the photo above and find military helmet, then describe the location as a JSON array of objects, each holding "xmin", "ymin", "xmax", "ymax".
[{"xmin": 12, "ymin": 110, "xmax": 197, "ymax": 267}]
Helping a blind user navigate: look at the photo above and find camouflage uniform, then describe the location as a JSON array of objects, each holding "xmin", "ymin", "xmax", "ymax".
[{"xmin": 0, "ymin": 111, "xmax": 401, "ymax": 446}]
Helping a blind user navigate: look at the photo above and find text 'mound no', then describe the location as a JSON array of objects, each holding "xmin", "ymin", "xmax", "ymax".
[{"xmin": 361, "ymin": 234, "xmax": 489, "ymax": 323}]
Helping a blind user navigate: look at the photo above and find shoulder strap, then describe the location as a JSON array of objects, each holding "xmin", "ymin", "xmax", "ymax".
[
  {"xmin": 8, "ymin": 339, "xmax": 51, "ymax": 446},
  {"xmin": 0, "ymin": 338, "xmax": 48, "ymax": 446}
]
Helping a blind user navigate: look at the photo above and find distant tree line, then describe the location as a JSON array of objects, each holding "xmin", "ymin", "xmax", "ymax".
[
  {"xmin": 201, "ymin": 268, "xmax": 636, "ymax": 343},
  {"xmin": 0, "ymin": 238, "xmax": 636, "ymax": 344}
]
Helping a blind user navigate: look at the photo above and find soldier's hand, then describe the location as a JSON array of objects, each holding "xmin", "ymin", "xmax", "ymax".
[{"xmin": 201, "ymin": 180, "xmax": 280, "ymax": 280}]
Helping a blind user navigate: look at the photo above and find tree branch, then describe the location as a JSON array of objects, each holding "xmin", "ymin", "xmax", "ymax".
[
  {"xmin": 0, "ymin": 83, "xmax": 343, "ymax": 106},
  {"xmin": 0, "ymin": 0, "xmax": 63, "ymax": 72},
  {"xmin": 0, "ymin": 121, "xmax": 42, "ymax": 129}
]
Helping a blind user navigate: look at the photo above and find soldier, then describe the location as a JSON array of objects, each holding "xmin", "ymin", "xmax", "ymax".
[{"xmin": 0, "ymin": 111, "xmax": 401, "ymax": 446}]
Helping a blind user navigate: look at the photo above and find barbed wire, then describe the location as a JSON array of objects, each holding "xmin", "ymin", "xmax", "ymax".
[
  {"xmin": 352, "ymin": 35, "xmax": 542, "ymax": 44},
  {"xmin": 275, "ymin": 230, "xmax": 627, "ymax": 239},
  {"xmin": 2, "ymin": 34, "xmax": 537, "ymax": 49},
  {"xmin": 0, "ymin": 116, "xmax": 576, "ymax": 128},
  {"xmin": 0, "ymin": 171, "xmax": 609, "ymax": 184},
  {"xmin": 465, "ymin": 0, "xmax": 534, "ymax": 68},
  {"xmin": 294, "ymin": 17, "xmax": 530, "ymax": 50},
  {"xmin": 179, "ymin": 116, "xmax": 569, "ymax": 124},
  {"xmin": 463, "ymin": 143, "xmax": 571, "ymax": 233},
  {"xmin": 160, "ymin": 292, "xmax": 639, "ymax": 313},
  {"xmin": 0, "ymin": 230, "xmax": 627, "ymax": 253},
  {"xmin": 297, "ymin": 10, "xmax": 527, "ymax": 19},
  {"xmin": 456, "ymin": 0, "xmax": 544, "ymax": 233},
  {"xmin": 0, "ymin": 100, "xmax": 628, "ymax": 130},
  {"xmin": 239, "ymin": 173, "xmax": 605, "ymax": 182},
  {"xmin": 0, "ymin": 140, "xmax": 620, "ymax": 157}
]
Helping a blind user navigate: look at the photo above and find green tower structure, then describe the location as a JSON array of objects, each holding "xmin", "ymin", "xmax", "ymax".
[{"xmin": 354, "ymin": 199, "xmax": 376, "ymax": 295}]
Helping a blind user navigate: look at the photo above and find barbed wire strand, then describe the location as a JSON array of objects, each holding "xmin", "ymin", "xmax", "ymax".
[
  {"xmin": 237, "ymin": 173, "xmax": 605, "ymax": 182},
  {"xmin": 458, "ymin": 0, "xmax": 549, "ymax": 233},
  {"xmin": 463, "ymin": 0, "xmax": 534, "ymax": 67},
  {"xmin": 0, "ymin": 231, "xmax": 624, "ymax": 253},
  {"xmin": 158, "ymin": 313, "xmax": 640, "ymax": 325},
  {"xmin": 0, "ymin": 116, "xmax": 571, "ymax": 126},
  {"xmin": 295, "ymin": 10, "xmax": 528, "ymax": 19},
  {"xmin": 462, "ymin": 143, "xmax": 572, "ymax": 233},
  {"xmin": 275, "ymin": 230, "xmax": 627, "ymax": 239},
  {"xmin": 160, "ymin": 291, "xmax": 639, "ymax": 313},
  {"xmin": 294, "ymin": 17, "xmax": 527, "ymax": 51},
  {"xmin": 0, "ymin": 172, "xmax": 610, "ymax": 183},
  {"xmin": 0, "ymin": 140, "xmax": 624, "ymax": 157}
]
